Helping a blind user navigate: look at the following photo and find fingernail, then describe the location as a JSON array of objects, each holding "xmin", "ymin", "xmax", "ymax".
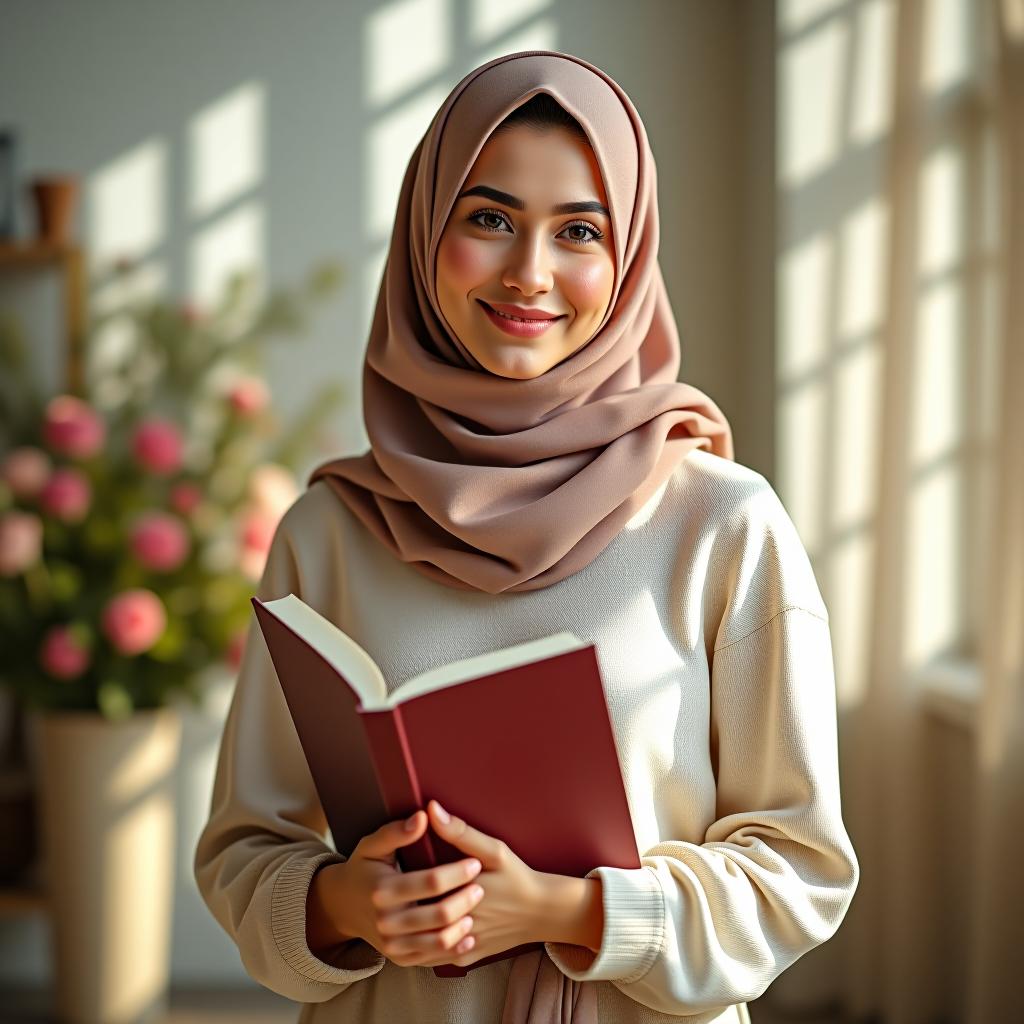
[
  {"xmin": 405, "ymin": 811, "xmax": 420, "ymax": 831},
  {"xmin": 434, "ymin": 801, "xmax": 450, "ymax": 824}
]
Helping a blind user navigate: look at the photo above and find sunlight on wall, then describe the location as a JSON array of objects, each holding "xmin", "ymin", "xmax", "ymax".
[
  {"xmin": 468, "ymin": 0, "xmax": 552, "ymax": 44},
  {"xmin": 777, "ymin": 0, "xmax": 1002, "ymax": 706},
  {"xmin": 779, "ymin": 17, "xmax": 848, "ymax": 189},
  {"xmin": 921, "ymin": 0, "xmax": 971, "ymax": 95},
  {"xmin": 88, "ymin": 139, "xmax": 168, "ymax": 268},
  {"xmin": 359, "ymin": 0, "xmax": 556, "ymax": 337},
  {"xmin": 848, "ymin": 1, "xmax": 895, "ymax": 146},
  {"xmin": 186, "ymin": 82, "xmax": 266, "ymax": 307},
  {"xmin": 365, "ymin": 0, "xmax": 451, "ymax": 107},
  {"xmin": 779, "ymin": 0, "xmax": 848, "ymax": 34},
  {"xmin": 189, "ymin": 202, "xmax": 265, "ymax": 310},
  {"xmin": 188, "ymin": 82, "xmax": 265, "ymax": 219},
  {"xmin": 86, "ymin": 139, "xmax": 170, "ymax": 407}
]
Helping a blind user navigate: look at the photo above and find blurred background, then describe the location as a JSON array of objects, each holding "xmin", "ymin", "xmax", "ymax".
[{"xmin": 0, "ymin": 1, "xmax": 1021, "ymax": 1022}]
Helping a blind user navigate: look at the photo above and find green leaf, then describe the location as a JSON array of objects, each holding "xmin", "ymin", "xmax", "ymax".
[{"xmin": 97, "ymin": 679, "xmax": 134, "ymax": 720}]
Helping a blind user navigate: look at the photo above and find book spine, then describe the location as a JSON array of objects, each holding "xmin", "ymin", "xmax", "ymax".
[{"xmin": 359, "ymin": 705, "xmax": 439, "ymax": 873}]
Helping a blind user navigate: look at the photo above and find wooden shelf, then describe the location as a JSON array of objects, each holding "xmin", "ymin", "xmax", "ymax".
[
  {"xmin": 0, "ymin": 239, "xmax": 79, "ymax": 267},
  {"xmin": 0, "ymin": 881, "xmax": 47, "ymax": 917},
  {"xmin": 0, "ymin": 237, "xmax": 86, "ymax": 393}
]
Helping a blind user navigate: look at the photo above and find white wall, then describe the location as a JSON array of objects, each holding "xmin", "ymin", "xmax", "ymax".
[{"xmin": 0, "ymin": 0, "xmax": 767, "ymax": 987}]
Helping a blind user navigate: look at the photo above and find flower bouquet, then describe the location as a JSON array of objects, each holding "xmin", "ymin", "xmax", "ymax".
[{"xmin": 0, "ymin": 259, "xmax": 348, "ymax": 719}]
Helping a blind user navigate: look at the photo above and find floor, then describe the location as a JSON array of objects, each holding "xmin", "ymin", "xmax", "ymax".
[{"xmin": 0, "ymin": 987, "xmax": 847, "ymax": 1023}]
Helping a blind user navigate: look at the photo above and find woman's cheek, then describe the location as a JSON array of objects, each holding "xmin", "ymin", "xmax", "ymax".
[
  {"xmin": 565, "ymin": 260, "xmax": 615, "ymax": 319},
  {"xmin": 442, "ymin": 236, "xmax": 491, "ymax": 285}
]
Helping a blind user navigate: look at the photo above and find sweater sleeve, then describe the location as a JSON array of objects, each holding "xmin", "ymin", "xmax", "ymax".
[
  {"xmin": 543, "ymin": 605, "xmax": 860, "ymax": 1016},
  {"xmin": 193, "ymin": 515, "xmax": 386, "ymax": 1002}
]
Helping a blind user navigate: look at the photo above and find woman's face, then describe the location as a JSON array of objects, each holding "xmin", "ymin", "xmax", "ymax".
[{"xmin": 435, "ymin": 123, "xmax": 615, "ymax": 380}]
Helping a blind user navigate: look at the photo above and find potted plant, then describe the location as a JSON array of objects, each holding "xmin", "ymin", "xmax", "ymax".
[{"xmin": 0, "ymin": 258, "xmax": 346, "ymax": 1023}]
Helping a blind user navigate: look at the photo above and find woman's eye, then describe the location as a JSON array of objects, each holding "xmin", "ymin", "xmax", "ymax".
[
  {"xmin": 560, "ymin": 222, "xmax": 603, "ymax": 245},
  {"xmin": 467, "ymin": 209, "xmax": 604, "ymax": 247},
  {"xmin": 469, "ymin": 210, "xmax": 511, "ymax": 233}
]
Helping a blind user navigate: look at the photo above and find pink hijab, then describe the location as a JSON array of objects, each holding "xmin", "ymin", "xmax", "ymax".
[
  {"xmin": 308, "ymin": 50, "xmax": 735, "ymax": 1022},
  {"xmin": 307, "ymin": 49, "xmax": 733, "ymax": 599}
]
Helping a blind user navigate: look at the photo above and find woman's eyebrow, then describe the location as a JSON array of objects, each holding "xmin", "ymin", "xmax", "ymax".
[{"xmin": 458, "ymin": 184, "xmax": 609, "ymax": 218}]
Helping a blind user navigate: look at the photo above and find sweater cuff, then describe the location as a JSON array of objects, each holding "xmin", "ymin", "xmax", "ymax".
[
  {"xmin": 544, "ymin": 864, "xmax": 665, "ymax": 984},
  {"xmin": 271, "ymin": 850, "xmax": 386, "ymax": 984}
]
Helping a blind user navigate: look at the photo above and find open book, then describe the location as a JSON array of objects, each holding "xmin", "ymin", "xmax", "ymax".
[{"xmin": 250, "ymin": 593, "xmax": 641, "ymax": 977}]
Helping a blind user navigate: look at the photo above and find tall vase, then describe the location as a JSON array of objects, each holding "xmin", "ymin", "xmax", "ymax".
[{"xmin": 26, "ymin": 706, "xmax": 183, "ymax": 1024}]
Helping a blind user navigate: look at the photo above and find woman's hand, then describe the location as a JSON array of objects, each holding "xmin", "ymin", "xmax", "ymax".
[
  {"xmin": 320, "ymin": 809, "xmax": 488, "ymax": 968},
  {"xmin": 424, "ymin": 798, "xmax": 548, "ymax": 966}
]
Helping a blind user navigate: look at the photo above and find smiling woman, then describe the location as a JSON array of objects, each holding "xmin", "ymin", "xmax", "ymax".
[
  {"xmin": 435, "ymin": 93, "xmax": 616, "ymax": 379},
  {"xmin": 194, "ymin": 47, "xmax": 856, "ymax": 1024}
]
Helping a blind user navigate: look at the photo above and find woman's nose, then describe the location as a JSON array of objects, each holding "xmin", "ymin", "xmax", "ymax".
[{"xmin": 501, "ymin": 233, "xmax": 554, "ymax": 295}]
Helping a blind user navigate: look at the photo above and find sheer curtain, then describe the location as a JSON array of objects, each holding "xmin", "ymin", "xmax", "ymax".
[
  {"xmin": 966, "ymin": 2, "xmax": 1024, "ymax": 1021},
  {"xmin": 767, "ymin": 2, "xmax": 1023, "ymax": 1022}
]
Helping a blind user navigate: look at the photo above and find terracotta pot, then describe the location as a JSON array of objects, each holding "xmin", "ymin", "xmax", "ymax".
[
  {"xmin": 26, "ymin": 707, "xmax": 183, "ymax": 1024},
  {"xmin": 29, "ymin": 175, "xmax": 79, "ymax": 244}
]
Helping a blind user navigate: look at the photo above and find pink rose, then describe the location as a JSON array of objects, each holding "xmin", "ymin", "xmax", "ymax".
[
  {"xmin": 0, "ymin": 511, "xmax": 44, "ymax": 576},
  {"xmin": 132, "ymin": 418, "xmax": 184, "ymax": 476},
  {"xmin": 237, "ymin": 507, "xmax": 278, "ymax": 580},
  {"xmin": 101, "ymin": 588, "xmax": 166, "ymax": 656},
  {"xmin": 129, "ymin": 511, "xmax": 190, "ymax": 572},
  {"xmin": 42, "ymin": 395, "xmax": 106, "ymax": 459},
  {"xmin": 39, "ymin": 467, "xmax": 92, "ymax": 523},
  {"xmin": 169, "ymin": 481, "xmax": 203, "ymax": 517},
  {"xmin": 247, "ymin": 464, "xmax": 297, "ymax": 519},
  {"xmin": 227, "ymin": 375, "xmax": 270, "ymax": 417},
  {"xmin": 2, "ymin": 446, "xmax": 52, "ymax": 499},
  {"xmin": 39, "ymin": 624, "xmax": 91, "ymax": 680}
]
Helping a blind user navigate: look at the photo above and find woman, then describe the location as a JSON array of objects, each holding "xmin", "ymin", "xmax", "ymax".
[{"xmin": 194, "ymin": 50, "xmax": 859, "ymax": 1024}]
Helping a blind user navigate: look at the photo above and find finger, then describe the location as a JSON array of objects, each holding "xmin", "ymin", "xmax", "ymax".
[
  {"xmin": 384, "ymin": 914, "xmax": 475, "ymax": 965},
  {"xmin": 372, "ymin": 855, "xmax": 482, "ymax": 910},
  {"xmin": 355, "ymin": 810, "xmax": 426, "ymax": 860},
  {"xmin": 428, "ymin": 800, "xmax": 505, "ymax": 863},
  {"xmin": 379, "ymin": 879, "xmax": 485, "ymax": 938}
]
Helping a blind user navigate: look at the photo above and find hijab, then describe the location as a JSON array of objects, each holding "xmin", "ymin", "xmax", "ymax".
[
  {"xmin": 307, "ymin": 49, "xmax": 736, "ymax": 1023},
  {"xmin": 306, "ymin": 49, "xmax": 734, "ymax": 598}
]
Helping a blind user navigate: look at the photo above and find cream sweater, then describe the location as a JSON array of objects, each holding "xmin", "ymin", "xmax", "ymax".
[{"xmin": 193, "ymin": 448, "xmax": 859, "ymax": 1024}]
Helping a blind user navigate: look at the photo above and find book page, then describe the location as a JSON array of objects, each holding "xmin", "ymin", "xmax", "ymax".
[
  {"xmin": 387, "ymin": 632, "xmax": 586, "ymax": 708},
  {"xmin": 257, "ymin": 594, "xmax": 387, "ymax": 708}
]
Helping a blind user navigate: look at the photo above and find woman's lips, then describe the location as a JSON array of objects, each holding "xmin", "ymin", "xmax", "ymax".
[{"xmin": 477, "ymin": 300, "xmax": 566, "ymax": 338}]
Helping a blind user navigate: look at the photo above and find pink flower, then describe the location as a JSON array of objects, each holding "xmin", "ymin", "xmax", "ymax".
[
  {"xmin": 169, "ymin": 481, "xmax": 203, "ymax": 517},
  {"xmin": 236, "ymin": 506, "xmax": 278, "ymax": 581},
  {"xmin": 129, "ymin": 511, "xmax": 190, "ymax": 572},
  {"xmin": 39, "ymin": 624, "xmax": 91, "ymax": 680},
  {"xmin": 39, "ymin": 467, "xmax": 92, "ymax": 523},
  {"xmin": 101, "ymin": 588, "xmax": 166, "ymax": 656},
  {"xmin": 42, "ymin": 395, "xmax": 106, "ymax": 459},
  {"xmin": 0, "ymin": 511, "xmax": 44, "ymax": 576},
  {"xmin": 1, "ymin": 446, "xmax": 52, "ymax": 499},
  {"xmin": 132, "ymin": 418, "xmax": 184, "ymax": 476},
  {"xmin": 227, "ymin": 375, "xmax": 270, "ymax": 417},
  {"xmin": 247, "ymin": 464, "xmax": 297, "ymax": 519}
]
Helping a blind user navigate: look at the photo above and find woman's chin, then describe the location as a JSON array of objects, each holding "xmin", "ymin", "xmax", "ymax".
[{"xmin": 477, "ymin": 347, "xmax": 553, "ymax": 380}]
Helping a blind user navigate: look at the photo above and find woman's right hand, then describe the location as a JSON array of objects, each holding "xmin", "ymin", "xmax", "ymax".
[{"xmin": 313, "ymin": 809, "xmax": 486, "ymax": 968}]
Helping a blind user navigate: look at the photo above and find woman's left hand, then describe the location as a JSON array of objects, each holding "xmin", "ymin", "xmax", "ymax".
[{"xmin": 425, "ymin": 798, "xmax": 548, "ymax": 964}]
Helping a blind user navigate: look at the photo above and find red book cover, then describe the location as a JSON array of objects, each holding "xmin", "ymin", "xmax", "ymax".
[{"xmin": 250, "ymin": 593, "xmax": 640, "ymax": 978}]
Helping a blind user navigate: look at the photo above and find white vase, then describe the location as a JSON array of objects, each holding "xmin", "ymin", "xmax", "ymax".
[{"xmin": 26, "ymin": 706, "xmax": 183, "ymax": 1024}]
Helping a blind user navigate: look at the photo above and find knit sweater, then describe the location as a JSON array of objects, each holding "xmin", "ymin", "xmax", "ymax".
[{"xmin": 193, "ymin": 448, "xmax": 859, "ymax": 1024}]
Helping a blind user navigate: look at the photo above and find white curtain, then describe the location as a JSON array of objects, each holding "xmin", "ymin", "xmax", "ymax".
[
  {"xmin": 767, "ymin": 2, "xmax": 1023, "ymax": 1021},
  {"xmin": 966, "ymin": 1, "xmax": 1024, "ymax": 1020}
]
